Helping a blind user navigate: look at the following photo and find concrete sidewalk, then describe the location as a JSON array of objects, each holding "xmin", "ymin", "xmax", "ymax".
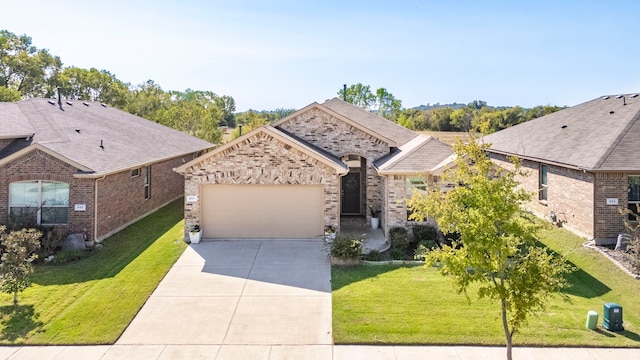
[{"xmin": 1, "ymin": 344, "xmax": 638, "ymax": 359}]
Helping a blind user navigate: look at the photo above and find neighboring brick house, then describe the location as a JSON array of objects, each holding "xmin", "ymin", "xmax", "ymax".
[
  {"xmin": 175, "ymin": 98, "xmax": 453, "ymax": 239},
  {"xmin": 0, "ymin": 98, "xmax": 214, "ymax": 241},
  {"xmin": 484, "ymin": 93, "xmax": 640, "ymax": 244}
]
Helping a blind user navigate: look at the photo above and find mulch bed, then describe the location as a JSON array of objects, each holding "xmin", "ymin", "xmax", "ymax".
[{"xmin": 584, "ymin": 241, "xmax": 640, "ymax": 279}]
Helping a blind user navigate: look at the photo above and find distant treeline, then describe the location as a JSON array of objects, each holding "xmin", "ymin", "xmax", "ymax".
[{"xmin": 395, "ymin": 100, "xmax": 565, "ymax": 133}]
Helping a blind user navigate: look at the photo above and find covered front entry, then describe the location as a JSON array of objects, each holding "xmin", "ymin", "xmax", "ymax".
[
  {"xmin": 200, "ymin": 184, "xmax": 324, "ymax": 239},
  {"xmin": 341, "ymin": 155, "xmax": 366, "ymax": 216}
]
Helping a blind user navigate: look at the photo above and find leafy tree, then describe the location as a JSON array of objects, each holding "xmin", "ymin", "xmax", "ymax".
[
  {"xmin": 449, "ymin": 108, "xmax": 473, "ymax": 131},
  {"xmin": 374, "ymin": 87, "xmax": 402, "ymax": 119},
  {"xmin": 231, "ymin": 110, "xmax": 268, "ymax": 139},
  {"xmin": 0, "ymin": 85, "xmax": 21, "ymax": 101},
  {"xmin": 154, "ymin": 97, "xmax": 222, "ymax": 144},
  {"xmin": 215, "ymin": 95, "xmax": 236, "ymax": 127},
  {"xmin": 338, "ymin": 83, "xmax": 403, "ymax": 120},
  {"xmin": 0, "ymin": 226, "xmax": 41, "ymax": 305},
  {"xmin": 54, "ymin": 67, "xmax": 130, "ymax": 107},
  {"xmin": 124, "ymin": 80, "xmax": 171, "ymax": 119},
  {"xmin": 407, "ymin": 125, "xmax": 571, "ymax": 360},
  {"xmin": 428, "ymin": 107, "xmax": 454, "ymax": 131},
  {"xmin": 0, "ymin": 30, "xmax": 62, "ymax": 98},
  {"xmin": 338, "ymin": 83, "xmax": 375, "ymax": 109}
]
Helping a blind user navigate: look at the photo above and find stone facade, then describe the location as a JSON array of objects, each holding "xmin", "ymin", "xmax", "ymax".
[
  {"xmin": 277, "ymin": 108, "xmax": 388, "ymax": 221},
  {"xmin": 1, "ymin": 149, "xmax": 189, "ymax": 241},
  {"xmin": 488, "ymin": 153, "xmax": 635, "ymax": 241},
  {"xmin": 385, "ymin": 175, "xmax": 409, "ymax": 234},
  {"xmin": 182, "ymin": 131, "xmax": 342, "ymax": 237}
]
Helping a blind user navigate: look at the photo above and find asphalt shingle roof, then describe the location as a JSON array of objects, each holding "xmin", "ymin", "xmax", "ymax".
[
  {"xmin": 0, "ymin": 98, "xmax": 215, "ymax": 175},
  {"xmin": 483, "ymin": 94, "xmax": 640, "ymax": 171},
  {"xmin": 375, "ymin": 135, "xmax": 453, "ymax": 173},
  {"xmin": 321, "ymin": 98, "xmax": 418, "ymax": 146}
]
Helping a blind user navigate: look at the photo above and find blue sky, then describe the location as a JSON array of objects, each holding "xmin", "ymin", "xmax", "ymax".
[{"xmin": 4, "ymin": 0, "xmax": 640, "ymax": 111}]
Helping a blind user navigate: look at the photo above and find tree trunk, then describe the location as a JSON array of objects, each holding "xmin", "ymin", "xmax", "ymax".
[
  {"xmin": 13, "ymin": 291, "xmax": 18, "ymax": 306},
  {"xmin": 500, "ymin": 298, "xmax": 512, "ymax": 360}
]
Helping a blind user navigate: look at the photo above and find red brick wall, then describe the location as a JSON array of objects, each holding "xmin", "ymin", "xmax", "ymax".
[
  {"xmin": 1, "ymin": 150, "xmax": 191, "ymax": 241},
  {"xmin": 95, "ymin": 155, "xmax": 187, "ymax": 239},
  {"xmin": 594, "ymin": 172, "xmax": 628, "ymax": 241},
  {"xmin": 0, "ymin": 150, "xmax": 95, "ymax": 236},
  {"xmin": 490, "ymin": 154, "xmax": 595, "ymax": 238}
]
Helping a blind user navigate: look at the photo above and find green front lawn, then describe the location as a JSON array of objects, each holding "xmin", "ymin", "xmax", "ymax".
[
  {"xmin": 0, "ymin": 199, "xmax": 187, "ymax": 344},
  {"xmin": 332, "ymin": 224, "xmax": 640, "ymax": 347}
]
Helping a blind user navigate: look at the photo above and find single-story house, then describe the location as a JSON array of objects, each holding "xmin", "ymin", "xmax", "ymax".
[
  {"xmin": 0, "ymin": 97, "xmax": 214, "ymax": 241},
  {"xmin": 175, "ymin": 97, "xmax": 453, "ymax": 239},
  {"xmin": 484, "ymin": 93, "xmax": 640, "ymax": 244}
]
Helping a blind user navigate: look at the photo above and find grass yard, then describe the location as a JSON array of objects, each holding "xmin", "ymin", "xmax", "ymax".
[
  {"xmin": 332, "ymin": 223, "xmax": 640, "ymax": 347},
  {"xmin": 0, "ymin": 199, "xmax": 187, "ymax": 344}
]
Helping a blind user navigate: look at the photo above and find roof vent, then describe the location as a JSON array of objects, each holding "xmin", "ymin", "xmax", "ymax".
[
  {"xmin": 100, "ymin": 103, "xmax": 107, "ymax": 108},
  {"xmin": 561, "ymin": 125, "xmax": 568, "ymax": 129},
  {"xmin": 602, "ymin": 96, "xmax": 610, "ymax": 100},
  {"xmin": 75, "ymin": 129, "xmax": 81, "ymax": 134},
  {"xmin": 47, "ymin": 100, "xmax": 56, "ymax": 105},
  {"xmin": 82, "ymin": 102, "xmax": 90, "ymax": 106},
  {"xmin": 617, "ymin": 95, "xmax": 627, "ymax": 105},
  {"xmin": 610, "ymin": 111, "xmax": 615, "ymax": 114},
  {"xmin": 631, "ymin": 94, "xmax": 639, "ymax": 98},
  {"xmin": 66, "ymin": 101, "xmax": 73, "ymax": 106}
]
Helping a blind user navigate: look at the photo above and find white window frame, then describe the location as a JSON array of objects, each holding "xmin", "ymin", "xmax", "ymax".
[
  {"xmin": 131, "ymin": 168, "xmax": 140, "ymax": 177},
  {"xmin": 9, "ymin": 180, "xmax": 70, "ymax": 225},
  {"xmin": 143, "ymin": 166, "xmax": 151, "ymax": 200},
  {"xmin": 539, "ymin": 164, "xmax": 548, "ymax": 201},
  {"xmin": 628, "ymin": 175, "xmax": 640, "ymax": 220}
]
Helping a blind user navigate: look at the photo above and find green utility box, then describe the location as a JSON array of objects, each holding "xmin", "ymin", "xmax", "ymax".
[
  {"xmin": 603, "ymin": 302, "xmax": 624, "ymax": 332},
  {"xmin": 585, "ymin": 310, "xmax": 598, "ymax": 330}
]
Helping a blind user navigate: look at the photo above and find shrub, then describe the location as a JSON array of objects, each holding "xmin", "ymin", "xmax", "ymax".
[
  {"xmin": 50, "ymin": 249, "xmax": 90, "ymax": 265},
  {"xmin": 36, "ymin": 227, "xmax": 67, "ymax": 260},
  {"xmin": 0, "ymin": 226, "xmax": 41, "ymax": 305},
  {"xmin": 414, "ymin": 240, "xmax": 438, "ymax": 261},
  {"xmin": 327, "ymin": 234, "xmax": 363, "ymax": 259},
  {"xmin": 388, "ymin": 227, "xmax": 409, "ymax": 259},
  {"xmin": 389, "ymin": 227, "xmax": 409, "ymax": 250},
  {"xmin": 364, "ymin": 250, "xmax": 381, "ymax": 261},
  {"xmin": 413, "ymin": 225, "xmax": 438, "ymax": 243}
]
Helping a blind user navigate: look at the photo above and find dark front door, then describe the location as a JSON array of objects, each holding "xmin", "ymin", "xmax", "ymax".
[{"xmin": 341, "ymin": 171, "xmax": 361, "ymax": 214}]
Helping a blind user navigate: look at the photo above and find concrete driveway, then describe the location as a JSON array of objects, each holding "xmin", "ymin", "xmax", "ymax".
[{"xmin": 117, "ymin": 239, "xmax": 332, "ymax": 346}]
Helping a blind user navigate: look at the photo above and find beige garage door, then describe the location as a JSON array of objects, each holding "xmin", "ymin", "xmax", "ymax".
[{"xmin": 200, "ymin": 184, "xmax": 324, "ymax": 239}]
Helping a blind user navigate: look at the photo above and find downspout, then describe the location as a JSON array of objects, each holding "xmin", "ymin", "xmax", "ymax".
[{"xmin": 94, "ymin": 175, "xmax": 106, "ymax": 242}]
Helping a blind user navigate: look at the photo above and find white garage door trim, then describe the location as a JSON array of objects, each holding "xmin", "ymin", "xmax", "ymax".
[{"xmin": 200, "ymin": 184, "xmax": 324, "ymax": 239}]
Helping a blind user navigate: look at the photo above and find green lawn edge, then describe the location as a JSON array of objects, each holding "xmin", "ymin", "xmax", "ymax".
[
  {"xmin": 332, "ymin": 223, "xmax": 640, "ymax": 347},
  {"xmin": 0, "ymin": 198, "xmax": 187, "ymax": 344}
]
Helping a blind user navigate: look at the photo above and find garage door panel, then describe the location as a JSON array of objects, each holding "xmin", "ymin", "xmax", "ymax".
[{"xmin": 201, "ymin": 185, "xmax": 323, "ymax": 239}]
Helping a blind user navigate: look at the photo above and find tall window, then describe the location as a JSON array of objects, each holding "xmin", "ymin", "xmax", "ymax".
[
  {"xmin": 539, "ymin": 164, "xmax": 548, "ymax": 201},
  {"xmin": 406, "ymin": 177, "xmax": 428, "ymax": 220},
  {"xmin": 9, "ymin": 181, "xmax": 69, "ymax": 225},
  {"xmin": 143, "ymin": 166, "xmax": 151, "ymax": 199},
  {"xmin": 628, "ymin": 176, "xmax": 640, "ymax": 220}
]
